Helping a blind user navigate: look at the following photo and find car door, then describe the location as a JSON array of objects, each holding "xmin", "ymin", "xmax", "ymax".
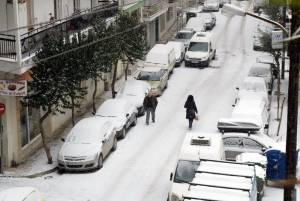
[
  {"xmin": 223, "ymin": 137, "xmax": 245, "ymax": 161},
  {"xmin": 102, "ymin": 123, "xmax": 114, "ymax": 157},
  {"xmin": 124, "ymin": 103, "xmax": 133, "ymax": 128},
  {"xmin": 161, "ymin": 69, "xmax": 169, "ymax": 89},
  {"xmin": 243, "ymin": 137, "xmax": 266, "ymax": 154}
]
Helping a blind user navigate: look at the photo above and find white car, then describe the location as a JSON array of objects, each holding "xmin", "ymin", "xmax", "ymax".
[
  {"xmin": 248, "ymin": 63, "xmax": 273, "ymax": 94},
  {"xmin": 95, "ymin": 99, "xmax": 138, "ymax": 139},
  {"xmin": 203, "ymin": 0, "xmax": 220, "ymax": 12},
  {"xmin": 116, "ymin": 80, "xmax": 151, "ymax": 116},
  {"xmin": 174, "ymin": 28, "xmax": 196, "ymax": 50},
  {"xmin": 235, "ymin": 76, "xmax": 269, "ymax": 106},
  {"xmin": 58, "ymin": 117, "xmax": 117, "ymax": 171},
  {"xmin": 166, "ymin": 41, "xmax": 185, "ymax": 67},
  {"xmin": 222, "ymin": 132, "xmax": 282, "ymax": 161},
  {"xmin": 0, "ymin": 187, "xmax": 44, "ymax": 201}
]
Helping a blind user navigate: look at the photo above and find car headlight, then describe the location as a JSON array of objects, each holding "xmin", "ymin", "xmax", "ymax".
[
  {"xmin": 201, "ymin": 56, "xmax": 208, "ymax": 60},
  {"xmin": 86, "ymin": 154, "xmax": 98, "ymax": 161},
  {"xmin": 185, "ymin": 55, "xmax": 189, "ymax": 60}
]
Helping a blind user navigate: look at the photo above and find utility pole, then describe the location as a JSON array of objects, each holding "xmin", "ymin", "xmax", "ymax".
[
  {"xmin": 281, "ymin": 5, "xmax": 286, "ymax": 79},
  {"xmin": 284, "ymin": 1, "xmax": 300, "ymax": 200}
]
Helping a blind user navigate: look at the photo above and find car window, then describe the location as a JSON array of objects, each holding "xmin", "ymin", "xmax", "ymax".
[
  {"xmin": 188, "ymin": 42, "xmax": 208, "ymax": 52},
  {"xmin": 24, "ymin": 191, "xmax": 40, "ymax": 201},
  {"xmin": 174, "ymin": 160, "xmax": 200, "ymax": 183},
  {"xmin": 175, "ymin": 32, "xmax": 194, "ymax": 39},
  {"xmin": 137, "ymin": 71, "xmax": 162, "ymax": 81},
  {"xmin": 223, "ymin": 137, "xmax": 243, "ymax": 147},
  {"xmin": 243, "ymin": 138, "xmax": 264, "ymax": 149}
]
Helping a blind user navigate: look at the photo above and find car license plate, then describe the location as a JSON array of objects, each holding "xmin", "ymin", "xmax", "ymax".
[{"xmin": 192, "ymin": 60, "xmax": 198, "ymax": 63}]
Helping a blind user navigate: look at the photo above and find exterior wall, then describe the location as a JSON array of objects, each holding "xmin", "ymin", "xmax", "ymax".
[
  {"xmin": 0, "ymin": 1, "xmax": 8, "ymax": 32},
  {"xmin": 18, "ymin": 2, "xmax": 28, "ymax": 35},
  {"xmin": 32, "ymin": 0, "xmax": 55, "ymax": 25},
  {"xmin": 61, "ymin": 0, "xmax": 75, "ymax": 18},
  {"xmin": 80, "ymin": 0, "xmax": 91, "ymax": 10}
]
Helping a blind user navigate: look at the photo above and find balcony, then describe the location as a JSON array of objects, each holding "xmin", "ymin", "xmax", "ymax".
[
  {"xmin": 143, "ymin": 0, "xmax": 168, "ymax": 21},
  {"xmin": 0, "ymin": 2, "xmax": 118, "ymax": 74}
]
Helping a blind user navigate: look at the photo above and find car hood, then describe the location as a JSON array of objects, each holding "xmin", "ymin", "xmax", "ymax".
[
  {"xmin": 118, "ymin": 95, "xmax": 143, "ymax": 108},
  {"xmin": 60, "ymin": 142, "xmax": 101, "ymax": 157},
  {"xmin": 186, "ymin": 51, "xmax": 209, "ymax": 59},
  {"xmin": 97, "ymin": 116, "xmax": 126, "ymax": 130}
]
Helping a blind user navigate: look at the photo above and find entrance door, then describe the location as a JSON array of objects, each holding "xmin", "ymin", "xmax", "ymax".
[{"xmin": 155, "ymin": 17, "xmax": 159, "ymax": 42}]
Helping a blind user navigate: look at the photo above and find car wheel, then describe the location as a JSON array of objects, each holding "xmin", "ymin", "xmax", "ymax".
[
  {"xmin": 119, "ymin": 127, "xmax": 126, "ymax": 139},
  {"xmin": 112, "ymin": 137, "xmax": 117, "ymax": 151},
  {"xmin": 57, "ymin": 168, "xmax": 65, "ymax": 174},
  {"xmin": 132, "ymin": 115, "xmax": 137, "ymax": 126},
  {"xmin": 97, "ymin": 154, "xmax": 103, "ymax": 170},
  {"xmin": 164, "ymin": 82, "xmax": 168, "ymax": 89}
]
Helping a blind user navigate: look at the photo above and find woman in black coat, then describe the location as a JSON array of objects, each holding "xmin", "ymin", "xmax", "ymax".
[{"xmin": 184, "ymin": 95, "xmax": 198, "ymax": 129}]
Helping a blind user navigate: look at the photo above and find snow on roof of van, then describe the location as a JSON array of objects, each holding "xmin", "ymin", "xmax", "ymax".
[
  {"xmin": 190, "ymin": 32, "xmax": 212, "ymax": 42},
  {"xmin": 178, "ymin": 132, "xmax": 223, "ymax": 161},
  {"xmin": 197, "ymin": 160, "xmax": 255, "ymax": 177},
  {"xmin": 251, "ymin": 62, "xmax": 271, "ymax": 69},
  {"xmin": 192, "ymin": 173, "xmax": 253, "ymax": 191},
  {"xmin": 145, "ymin": 44, "xmax": 174, "ymax": 66},
  {"xmin": 183, "ymin": 186, "xmax": 250, "ymax": 201},
  {"xmin": 148, "ymin": 44, "xmax": 173, "ymax": 54}
]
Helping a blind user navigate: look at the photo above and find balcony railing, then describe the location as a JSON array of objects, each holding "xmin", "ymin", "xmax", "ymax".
[
  {"xmin": 143, "ymin": 0, "xmax": 168, "ymax": 18},
  {"xmin": 0, "ymin": 2, "xmax": 118, "ymax": 61}
]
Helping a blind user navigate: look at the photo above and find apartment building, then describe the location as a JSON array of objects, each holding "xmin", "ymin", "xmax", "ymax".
[{"xmin": 0, "ymin": 0, "xmax": 178, "ymax": 171}]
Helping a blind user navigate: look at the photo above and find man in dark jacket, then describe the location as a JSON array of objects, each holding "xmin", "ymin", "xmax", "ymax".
[{"xmin": 143, "ymin": 91, "xmax": 158, "ymax": 125}]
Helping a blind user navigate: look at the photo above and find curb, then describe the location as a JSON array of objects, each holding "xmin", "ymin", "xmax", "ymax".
[{"xmin": 0, "ymin": 167, "xmax": 58, "ymax": 179}]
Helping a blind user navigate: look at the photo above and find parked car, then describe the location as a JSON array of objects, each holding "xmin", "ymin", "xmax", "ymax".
[
  {"xmin": 234, "ymin": 76, "xmax": 269, "ymax": 106},
  {"xmin": 144, "ymin": 43, "xmax": 176, "ymax": 74},
  {"xmin": 197, "ymin": 12, "xmax": 216, "ymax": 30},
  {"xmin": 185, "ymin": 6, "xmax": 203, "ymax": 22},
  {"xmin": 185, "ymin": 17, "xmax": 206, "ymax": 32},
  {"xmin": 166, "ymin": 41, "xmax": 185, "ymax": 67},
  {"xmin": 116, "ymin": 80, "xmax": 150, "ymax": 116},
  {"xmin": 174, "ymin": 28, "xmax": 196, "ymax": 50},
  {"xmin": 203, "ymin": 0, "xmax": 220, "ymax": 12},
  {"xmin": 185, "ymin": 32, "xmax": 216, "ymax": 68},
  {"xmin": 168, "ymin": 132, "xmax": 225, "ymax": 201},
  {"xmin": 134, "ymin": 67, "xmax": 169, "ymax": 96},
  {"xmin": 222, "ymin": 132, "xmax": 280, "ymax": 161},
  {"xmin": 95, "ymin": 99, "xmax": 138, "ymax": 139},
  {"xmin": 218, "ymin": 96, "xmax": 269, "ymax": 133},
  {"xmin": 0, "ymin": 187, "xmax": 44, "ymax": 201},
  {"xmin": 57, "ymin": 117, "xmax": 117, "ymax": 171},
  {"xmin": 248, "ymin": 63, "xmax": 274, "ymax": 94},
  {"xmin": 256, "ymin": 55, "xmax": 278, "ymax": 79}
]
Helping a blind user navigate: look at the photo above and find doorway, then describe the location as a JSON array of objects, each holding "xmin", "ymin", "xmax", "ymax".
[{"xmin": 155, "ymin": 17, "xmax": 159, "ymax": 42}]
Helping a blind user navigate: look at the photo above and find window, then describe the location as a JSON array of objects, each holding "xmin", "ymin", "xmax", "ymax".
[
  {"xmin": 174, "ymin": 160, "xmax": 200, "ymax": 183},
  {"xmin": 223, "ymin": 137, "xmax": 243, "ymax": 147},
  {"xmin": 243, "ymin": 138, "xmax": 264, "ymax": 150},
  {"xmin": 20, "ymin": 103, "xmax": 41, "ymax": 147},
  {"xmin": 188, "ymin": 42, "xmax": 208, "ymax": 52}
]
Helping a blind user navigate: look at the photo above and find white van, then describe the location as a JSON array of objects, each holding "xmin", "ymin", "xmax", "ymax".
[
  {"xmin": 217, "ymin": 97, "xmax": 269, "ymax": 133},
  {"xmin": 144, "ymin": 44, "xmax": 176, "ymax": 74},
  {"xmin": 168, "ymin": 132, "xmax": 225, "ymax": 201},
  {"xmin": 166, "ymin": 41, "xmax": 185, "ymax": 67},
  {"xmin": 185, "ymin": 32, "xmax": 216, "ymax": 68}
]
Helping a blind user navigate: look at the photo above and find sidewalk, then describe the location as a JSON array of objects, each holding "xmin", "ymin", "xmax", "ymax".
[{"xmin": 1, "ymin": 20, "xmax": 182, "ymax": 178}]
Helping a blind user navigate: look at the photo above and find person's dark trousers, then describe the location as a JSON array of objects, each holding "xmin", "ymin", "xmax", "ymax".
[
  {"xmin": 188, "ymin": 119, "xmax": 193, "ymax": 129},
  {"xmin": 146, "ymin": 108, "xmax": 155, "ymax": 124}
]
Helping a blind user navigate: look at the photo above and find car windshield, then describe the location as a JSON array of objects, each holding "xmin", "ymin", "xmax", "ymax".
[
  {"xmin": 137, "ymin": 70, "xmax": 163, "ymax": 81},
  {"xmin": 175, "ymin": 32, "xmax": 194, "ymax": 39},
  {"xmin": 188, "ymin": 42, "xmax": 208, "ymax": 52},
  {"xmin": 174, "ymin": 160, "xmax": 200, "ymax": 183},
  {"xmin": 66, "ymin": 130, "xmax": 99, "ymax": 144}
]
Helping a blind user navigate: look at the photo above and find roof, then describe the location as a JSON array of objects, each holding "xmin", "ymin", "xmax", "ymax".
[
  {"xmin": 178, "ymin": 28, "xmax": 195, "ymax": 33},
  {"xmin": 190, "ymin": 32, "xmax": 212, "ymax": 42},
  {"xmin": 178, "ymin": 132, "xmax": 224, "ymax": 161},
  {"xmin": 148, "ymin": 44, "xmax": 173, "ymax": 54}
]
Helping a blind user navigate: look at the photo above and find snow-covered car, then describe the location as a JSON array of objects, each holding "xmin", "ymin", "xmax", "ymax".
[
  {"xmin": 0, "ymin": 187, "xmax": 44, "ymax": 201},
  {"xmin": 203, "ymin": 0, "xmax": 220, "ymax": 12},
  {"xmin": 95, "ymin": 99, "xmax": 138, "ymax": 139},
  {"xmin": 166, "ymin": 41, "xmax": 185, "ymax": 67},
  {"xmin": 57, "ymin": 117, "xmax": 117, "ymax": 171},
  {"xmin": 116, "ymin": 80, "xmax": 151, "ymax": 116},
  {"xmin": 174, "ymin": 28, "xmax": 196, "ymax": 50},
  {"xmin": 248, "ymin": 63, "xmax": 273, "ymax": 94},
  {"xmin": 185, "ymin": 17, "xmax": 206, "ymax": 32},
  {"xmin": 134, "ymin": 67, "xmax": 169, "ymax": 96},
  {"xmin": 198, "ymin": 12, "xmax": 216, "ymax": 30},
  {"xmin": 234, "ymin": 76, "xmax": 269, "ymax": 106},
  {"xmin": 222, "ymin": 132, "xmax": 280, "ymax": 161},
  {"xmin": 218, "ymin": 96, "xmax": 269, "ymax": 133}
]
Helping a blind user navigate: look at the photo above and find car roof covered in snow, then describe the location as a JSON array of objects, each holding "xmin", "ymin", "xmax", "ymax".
[
  {"xmin": 183, "ymin": 185, "xmax": 250, "ymax": 201},
  {"xmin": 96, "ymin": 98, "xmax": 133, "ymax": 117},
  {"xmin": 242, "ymin": 76, "xmax": 266, "ymax": 85},
  {"xmin": 178, "ymin": 132, "xmax": 224, "ymax": 161}
]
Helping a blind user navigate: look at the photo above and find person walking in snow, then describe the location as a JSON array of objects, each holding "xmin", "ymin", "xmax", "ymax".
[
  {"xmin": 184, "ymin": 95, "xmax": 198, "ymax": 129},
  {"xmin": 143, "ymin": 90, "xmax": 158, "ymax": 125}
]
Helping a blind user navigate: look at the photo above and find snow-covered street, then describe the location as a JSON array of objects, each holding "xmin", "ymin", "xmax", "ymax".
[{"xmin": 0, "ymin": 2, "xmax": 298, "ymax": 201}]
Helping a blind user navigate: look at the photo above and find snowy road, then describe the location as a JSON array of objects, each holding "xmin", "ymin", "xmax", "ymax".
[{"xmin": 0, "ymin": 2, "xmax": 286, "ymax": 201}]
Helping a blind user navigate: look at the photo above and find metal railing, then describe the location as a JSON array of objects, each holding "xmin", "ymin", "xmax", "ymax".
[
  {"xmin": 0, "ymin": 2, "xmax": 118, "ymax": 61},
  {"xmin": 143, "ymin": 0, "xmax": 168, "ymax": 18}
]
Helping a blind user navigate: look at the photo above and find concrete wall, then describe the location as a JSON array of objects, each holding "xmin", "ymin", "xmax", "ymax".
[
  {"xmin": 61, "ymin": 0, "xmax": 75, "ymax": 18},
  {"xmin": 0, "ymin": 1, "xmax": 8, "ymax": 32},
  {"xmin": 32, "ymin": 0, "xmax": 55, "ymax": 25},
  {"xmin": 80, "ymin": 0, "xmax": 91, "ymax": 10}
]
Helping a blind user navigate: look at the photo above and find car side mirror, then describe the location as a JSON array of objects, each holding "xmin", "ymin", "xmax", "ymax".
[
  {"xmin": 126, "ymin": 113, "xmax": 130, "ymax": 117},
  {"xmin": 236, "ymin": 87, "xmax": 240, "ymax": 90},
  {"xmin": 61, "ymin": 138, "xmax": 65, "ymax": 142},
  {"xmin": 92, "ymin": 112, "xmax": 96, "ymax": 116},
  {"xmin": 264, "ymin": 124, "xmax": 269, "ymax": 129},
  {"xmin": 170, "ymin": 172, "xmax": 173, "ymax": 181}
]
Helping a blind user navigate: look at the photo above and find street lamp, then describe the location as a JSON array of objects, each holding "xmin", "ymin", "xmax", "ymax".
[{"xmin": 221, "ymin": 4, "xmax": 289, "ymax": 36}]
